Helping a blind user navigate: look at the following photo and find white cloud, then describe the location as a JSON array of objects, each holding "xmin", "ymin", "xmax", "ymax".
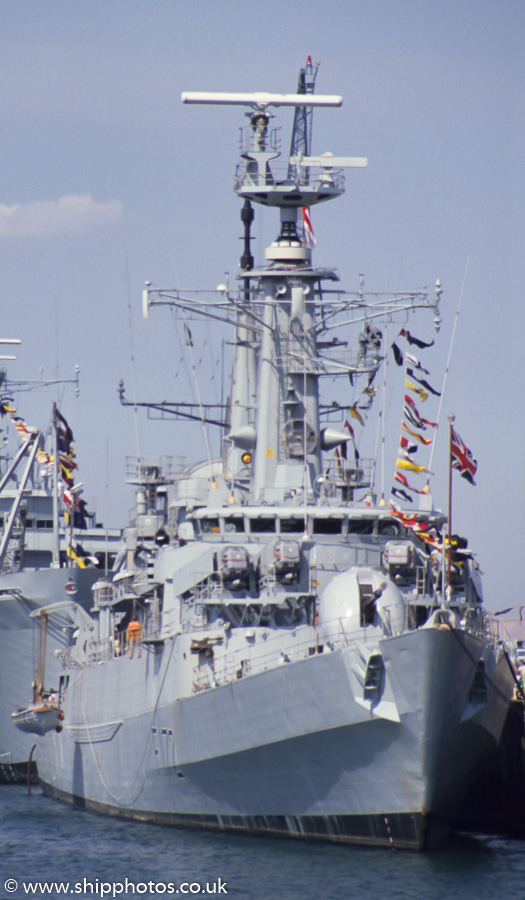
[{"xmin": 0, "ymin": 194, "xmax": 123, "ymax": 238}]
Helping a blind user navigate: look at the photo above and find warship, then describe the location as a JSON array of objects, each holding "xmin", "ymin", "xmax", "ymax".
[
  {"xmin": 32, "ymin": 63, "xmax": 514, "ymax": 849},
  {"xmin": 0, "ymin": 394, "xmax": 120, "ymax": 781}
]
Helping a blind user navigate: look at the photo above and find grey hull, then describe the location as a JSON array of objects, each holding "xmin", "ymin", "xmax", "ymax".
[
  {"xmin": 41, "ymin": 779, "xmax": 432, "ymax": 848},
  {"xmin": 36, "ymin": 625, "xmax": 512, "ymax": 849},
  {"xmin": 0, "ymin": 567, "xmax": 104, "ymax": 779}
]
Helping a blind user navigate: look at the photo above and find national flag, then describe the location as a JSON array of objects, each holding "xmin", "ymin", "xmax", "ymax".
[
  {"xmin": 301, "ymin": 206, "xmax": 316, "ymax": 246},
  {"xmin": 451, "ymin": 426, "xmax": 477, "ymax": 485},
  {"xmin": 55, "ymin": 408, "xmax": 74, "ymax": 444},
  {"xmin": 399, "ymin": 328, "xmax": 434, "ymax": 349},
  {"xmin": 406, "ymin": 368, "xmax": 441, "ymax": 396}
]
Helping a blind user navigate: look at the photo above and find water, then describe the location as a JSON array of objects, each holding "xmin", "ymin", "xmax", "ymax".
[{"xmin": 2, "ymin": 784, "xmax": 525, "ymax": 899}]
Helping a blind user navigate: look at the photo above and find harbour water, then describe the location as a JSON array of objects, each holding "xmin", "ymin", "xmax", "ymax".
[{"xmin": 3, "ymin": 784, "xmax": 525, "ymax": 899}]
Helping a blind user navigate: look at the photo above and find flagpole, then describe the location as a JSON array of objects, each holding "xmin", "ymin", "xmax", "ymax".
[
  {"xmin": 446, "ymin": 414, "xmax": 455, "ymax": 600},
  {"xmin": 51, "ymin": 403, "xmax": 61, "ymax": 568}
]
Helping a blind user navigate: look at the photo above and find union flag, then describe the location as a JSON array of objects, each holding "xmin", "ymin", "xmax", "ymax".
[{"xmin": 451, "ymin": 426, "xmax": 477, "ymax": 485}]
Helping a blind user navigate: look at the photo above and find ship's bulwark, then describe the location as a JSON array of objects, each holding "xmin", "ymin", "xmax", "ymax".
[{"xmin": 37, "ymin": 626, "xmax": 512, "ymax": 850}]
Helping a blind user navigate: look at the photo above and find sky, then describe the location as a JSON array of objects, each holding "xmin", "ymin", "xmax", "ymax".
[{"xmin": 0, "ymin": 0, "xmax": 523, "ymax": 614}]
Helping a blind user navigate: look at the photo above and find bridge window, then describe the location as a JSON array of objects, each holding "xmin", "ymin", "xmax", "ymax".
[
  {"xmin": 224, "ymin": 516, "xmax": 245, "ymax": 533},
  {"xmin": 201, "ymin": 517, "xmax": 220, "ymax": 534},
  {"xmin": 250, "ymin": 517, "xmax": 276, "ymax": 533},
  {"xmin": 313, "ymin": 518, "xmax": 343, "ymax": 535},
  {"xmin": 279, "ymin": 518, "xmax": 306, "ymax": 533}
]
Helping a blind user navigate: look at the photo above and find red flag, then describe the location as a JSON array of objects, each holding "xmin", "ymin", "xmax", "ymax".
[{"xmin": 301, "ymin": 207, "xmax": 316, "ymax": 246}]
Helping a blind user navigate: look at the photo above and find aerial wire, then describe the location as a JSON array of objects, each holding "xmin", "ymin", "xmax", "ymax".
[
  {"xmin": 124, "ymin": 257, "xmax": 141, "ymax": 459},
  {"xmin": 427, "ymin": 256, "xmax": 470, "ymax": 478}
]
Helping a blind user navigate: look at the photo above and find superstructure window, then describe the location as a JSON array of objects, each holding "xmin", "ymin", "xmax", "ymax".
[
  {"xmin": 201, "ymin": 517, "xmax": 220, "ymax": 534},
  {"xmin": 224, "ymin": 516, "xmax": 245, "ymax": 533},
  {"xmin": 347, "ymin": 519, "xmax": 374, "ymax": 535},
  {"xmin": 377, "ymin": 520, "xmax": 401, "ymax": 537},
  {"xmin": 249, "ymin": 517, "xmax": 276, "ymax": 533},
  {"xmin": 313, "ymin": 518, "xmax": 343, "ymax": 535},
  {"xmin": 279, "ymin": 518, "xmax": 307, "ymax": 533}
]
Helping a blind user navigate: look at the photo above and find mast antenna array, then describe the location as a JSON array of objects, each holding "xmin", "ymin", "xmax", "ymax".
[
  {"xmin": 289, "ymin": 56, "xmax": 320, "ymax": 163},
  {"xmin": 181, "ymin": 92, "xmax": 342, "ymax": 109}
]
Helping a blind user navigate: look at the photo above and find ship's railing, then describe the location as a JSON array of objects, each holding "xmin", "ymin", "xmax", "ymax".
[
  {"xmin": 483, "ymin": 615, "xmax": 503, "ymax": 645},
  {"xmin": 56, "ymin": 647, "xmax": 85, "ymax": 669},
  {"xmin": 109, "ymin": 569, "xmax": 152, "ymax": 604},
  {"xmin": 278, "ymin": 348, "xmax": 381, "ymax": 378},
  {"xmin": 192, "ymin": 611, "xmax": 397, "ymax": 693},
  {"xmin": 88, "ymin": 638, "xmax": 115, "ymax": 663},
  {"xmin": 238, "ymin": 125, "xmax": 282, "ymax": 157},
  {"xmin": 319, "ymin": 457, "xmax": 374, "ymax": 494},
  {"xmin": 234, "ymin": 163, "xmax": 345, "ymax": 193},
  {"xmin": 125, "ymin": 455, "xmax": 184, "ymax": 485}
]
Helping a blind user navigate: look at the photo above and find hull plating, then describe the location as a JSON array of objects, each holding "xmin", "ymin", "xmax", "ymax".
[
  {"xmin": 36, "ymin": 625, "xmax": 512, "ymax": 849},
  {"xmin": 0, "ymin": 567, "xmax": 103, "ymax": 774}
]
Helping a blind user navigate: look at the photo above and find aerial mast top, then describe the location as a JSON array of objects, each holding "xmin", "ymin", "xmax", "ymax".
[{"xmin": 289, "ymin": 56, "xmax": 320, "ymax": 165}]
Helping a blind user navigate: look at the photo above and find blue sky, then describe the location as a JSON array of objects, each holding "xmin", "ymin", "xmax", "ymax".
[{"xmin": 0, "ymin": 0, "xmax": 523, "ymax": 612}]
